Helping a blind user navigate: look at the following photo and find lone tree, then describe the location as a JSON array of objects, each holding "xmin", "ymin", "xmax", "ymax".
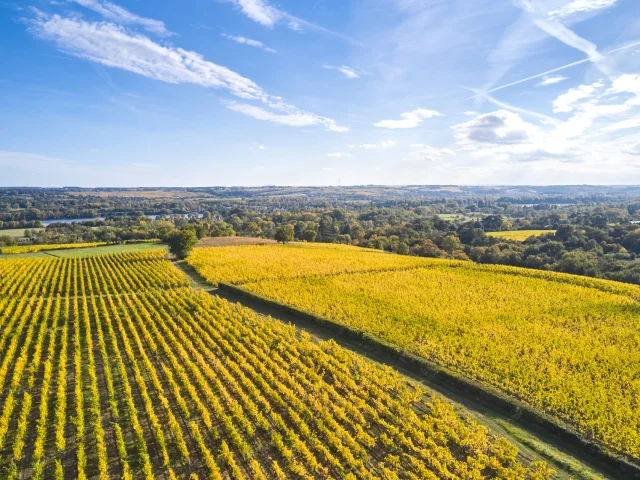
[
  {"xmin": 274, "ymin": 225, "xmax": 294, "ymax": 244},
  {"xmin": 167, "ymin": 229, "xmax": 198, "ymax": 259}
]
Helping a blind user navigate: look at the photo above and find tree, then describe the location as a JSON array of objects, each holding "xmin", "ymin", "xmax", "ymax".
[
  {"xmin": 167, "ymin": 230, "xmax": 198, "ymax": 260},
  {"xmin": 274, "ymin": 225, "xmax": 294, "ymax": 244},
  {"xmin": 481, "ymin": 215, "xmax": 505, "ymax": 232},
  {"xmin": 302, "ymin": 229, "xmax": 317, "ymax": 242},
  {"xmin": 0, "ymin": 235, "xmax": 16, "ymax": 247},
  {"xmin": 442, "ymin": 235, "xmax": 462, "ymax": 254},
  {"xmin": 556, "ymin": 251, "xmax": 598, "ymax": 277}
]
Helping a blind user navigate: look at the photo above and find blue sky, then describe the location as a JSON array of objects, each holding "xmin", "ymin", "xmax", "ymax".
[{"xmin": 1, "ymin": 0, "xmax": 639, "ymax": 187}]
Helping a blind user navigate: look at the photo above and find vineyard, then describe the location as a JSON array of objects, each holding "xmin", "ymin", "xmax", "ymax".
[
  {"xmin": 486, "ymin": 231, "xmax": 556, "ymax": 241},
  {"xmin": 186, "ymin": 243, "xmax": 434, "ymax": 285},
  {"xmin": 0, "ymin": 242, "xmax": 109, "ymax": 254},
  {"xmin": 187, "ymin": 243, "xmax": 640, "ymax": 463},
  {"xmin": 0, "ymin": 249, "xmax": 553, "ymax": 479}
]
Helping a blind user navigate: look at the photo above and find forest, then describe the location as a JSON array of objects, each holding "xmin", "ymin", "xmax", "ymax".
[{"xmin": 2, "ymin": 187, "xmax": 640, "ymax": 285}]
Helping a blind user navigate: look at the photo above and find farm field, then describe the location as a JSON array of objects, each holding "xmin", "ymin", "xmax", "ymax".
[
  {"xmin": 487, "ymin": 230, "xmax": 556, "ymax": 241},
  {"xmin": 0, "ymin": 228, "xmax": 44, "ymax": 239},
  {"xmin": 186, "ymin": 243, "xmax": 433, "ymax": 285},
  {"xmin": 197, "ymin": 236, "xmax": 277, "ymax": 248},
  {"xmin": 0, "ymin": 242, "xmax": 165, "ymax": 258},
  {"xmin": 0, "ymin": 249, "xmax": 553, "ymax": 479},
  {"xmin": 0, "ymin": 242, "xmax": 108, "ymax": 254},
  {"xmin": 188, "ymin": 243, "xmax": 640, "ymax": 463}
]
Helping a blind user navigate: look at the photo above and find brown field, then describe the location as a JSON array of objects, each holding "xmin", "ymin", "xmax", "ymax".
[
  {"xmin": 68, "ymin": 190, "xmax": 212, "ymax": 199},
  {"xmin": 197, "ymin": 236, "xmax": 278, "ymax": 247}
]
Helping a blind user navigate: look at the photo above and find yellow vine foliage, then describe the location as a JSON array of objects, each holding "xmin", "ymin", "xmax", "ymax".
[
  {"xmin": 187, "ymin": 243, "xmax": 436, "ymax": 285},
  {"xmin": 189, "ymin": 243, "xmax": 640, "ymax": 460},
  {"xmin": 1, "ymin": 242, "xmax": 107, "ymax": 254},
  {"xmin": 0, "ymin": 249, "xmax": 552, "ymax": 478},
  {"xmin": 486, "ymin": 230, "xmax": 556, "ymax": 241}
]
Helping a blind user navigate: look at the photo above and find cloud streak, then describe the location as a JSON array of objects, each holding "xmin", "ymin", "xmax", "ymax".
[
  {"xmin": 226, "ymin": 102, "xmax": 348, "ymax": 132},
  {"xmin": 536, "ymin": 75, "xmax": 567, "ymax": 86},
  {"xmin": 517, "ymin": 0, "xmax": 609, "ymax": 75},
  {"xmin": 226, "ymin": 0, "xmax": 361, "ymax": 45},
  {"xmin": 69, "ymin": 0, "xmax": 171, "ymax": 35},
  {"xmin": 323, "ymin": 65, "xmax": 360, "ymax": 79},
  {"xmin": 27, "ymin": 11, "xmax": 346, "ymax": 132},
  {"xmin": 469, "ymin": 40, "xmax": 640, "ymax": 98},
  {"xmin": 374, "ymin": 108, "xmax": 442, "ymax": 129},
  {"xmin": 221, "ymin": 34, "xmax": 277, "ymax": 53}
]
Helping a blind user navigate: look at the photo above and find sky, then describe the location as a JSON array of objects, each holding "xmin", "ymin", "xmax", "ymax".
[{"xmin": 1, "ymin": 0, "xmax": 640, "ymax": 187}]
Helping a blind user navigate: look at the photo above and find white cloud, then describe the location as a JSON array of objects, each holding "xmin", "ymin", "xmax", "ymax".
[
  {"xmin": 226, "ymin": 0, "xmax": 360, "ymax": 45},
  {"xmin": 374, "ymin": 108, "xmax": 442, "ymax": 129},
  {"xmin": 453, "ymin": 110, "xmax": 541, "ymax": 145},
  {"xmin": 227, "ymin": 102, "xmax": 347, "ymax": 132},
  {"xmin": 610, "ymin": 74, "xmax": 640, "ymax": 96},
  {"xmin": 323, "ymin": 65, "xmax": 360, "ymax": 79},
  {"xmin": 536, "ymin": 75, "xmax": 568, "ymax": 87},
  {"xmin": 28, "ymin": 12, "xmax": 346, "ymax": 132},
  {"xmin": 410, "ymin": 144, "xmax": 425, "ymax": 147},
  {"xmin": 548, "ymin": 0, "xmax": 619, "ymax": 19},
  {"xmin": 553, "ymin": 81, "xmax": 603, "ymax": 113},
  {"xmin": 603, "ymin": 118, "xmax": 640, "ymax": 133},
  {"xmin": 230, "ymin": 0, "xmax": 280, "ymax": 27},
  {"xmin": 406, "ymin": 145, "xmax": 455, "ymax": 162},
  {"xmin": 327, "ymin": 152, "xmax": 353, "ymax": 157},
  {"xmin": 259, "ymin": 145, "xmax": 265, "ymax": 150},
  {"xmin": 69, "ymin": 0, "xmax": 171, "ymax": 35},
  {"xmin": 348, "ymin": 141, "xmax": 397, "ymax": 149},
  {"xmin": 462, "ymin": 111, "xmax": 479, "ymax": 116},
  {"xmin": 221, "ymin": 34, "xmax": 277, "ymax": 53},
  {"xmin": 624, "ymin": 144, "xmax": 640, "ymax": 155},
  {"xmin": 516, "ymin": 0, "xmax": 610, "ymax": 76}
]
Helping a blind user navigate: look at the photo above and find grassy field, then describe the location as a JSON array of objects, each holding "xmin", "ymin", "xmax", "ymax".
[
  {"xmin": 487, "ymin": 229, "xmax": 556, "ymax": 241},
  {"xmin": 0, "ymin": 250, "xmax": 553, "ymax": 479},
  {"xmin": 187, "ymin": 243, "xmax": 640, "ymax": 462},
  {"xmin": 0, "ymin": 228, "xmax": 43, "ymax": 239}
]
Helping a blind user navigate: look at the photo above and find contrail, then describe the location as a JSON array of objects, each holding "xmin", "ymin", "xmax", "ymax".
[
  {"xmin": 467, "ymin": 40, "xmax": 640, "ymax": 100},
  {"xmin": 467, "ymin": 88, "xmax": 561, "ymax": 125}
]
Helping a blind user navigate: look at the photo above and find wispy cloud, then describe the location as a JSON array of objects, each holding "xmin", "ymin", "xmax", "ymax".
[
  {"xmin": 327, "ymin": 152, "xmax": 353, "ymax": 157},
  {"xmin": 226, "ymin": 102, "xmax": 347, "ymax": 132},
  {"xmin": 547, "ymin": 0, "xmax": 619, "ymax": 19},
  {"xmin": 225, "ymin": 0, "xmax": 361, "ymax": 45},
  {"xmin": 470, "ymin": 88, "xmax": 560, "ymax": 125},
  {"xmin": 348, "ymin": 141, "xmax": 397, "ymax": 149},
  {"xmin": 603, "ymin": 118, "xmax": 640, "ymax": 132},
  {"xmin": 374, "ymin": 108, "xmax": 442, "ymax": 129},
  {"xmin": 229, "ymin": 0, "xmax": 279, "ymax": 27},
  {"xmin": 323, "ymin": 65, "xmax": 360, "ymax": 79},
  {"xmin": 470, "ymin": 40, "xmax": 640, "ymax": 99},
  {"xmin": 69, "ymin": 0, "xmax": 171, "ymax": 35},
  {"xmin": 221, "ymin": 33, "xmax": 277, "ymax": 53},
  {"xmin": 536, "ymin": 75, "xmax": 567, "ymax": 87},
  {"xmin": 406, "ymin": 145, "xmax": 455, "ymax": 162},
  {"xmin": 516, "ymin": 0, "xmax": 609, "ymax": 75},
  {"xmin": 27, "ymin": 11, "xmax": 346, "ymax": 132}
]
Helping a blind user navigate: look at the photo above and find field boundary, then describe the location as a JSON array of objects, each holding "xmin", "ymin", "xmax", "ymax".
[{"xmin": 217, "ymin": 281, "xmax": 640, "ymax": 479}]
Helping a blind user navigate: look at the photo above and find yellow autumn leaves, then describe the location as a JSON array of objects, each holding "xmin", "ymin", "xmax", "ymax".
[{"xmin": 189, "ymin": 242, "xmax": 640, "ymax": 460}]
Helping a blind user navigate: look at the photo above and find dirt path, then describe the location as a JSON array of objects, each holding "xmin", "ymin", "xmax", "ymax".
[{"xmin": 172, "ymin": 260, "xmax": 622, "ymax": 480}]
